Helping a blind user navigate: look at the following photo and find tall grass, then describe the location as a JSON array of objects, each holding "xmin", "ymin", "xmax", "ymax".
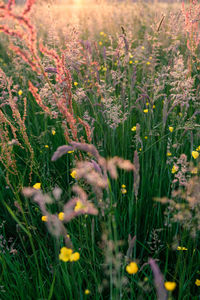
[{"xmin": 0, "ymin": 0, "xmax": 200, "ymax": 299}]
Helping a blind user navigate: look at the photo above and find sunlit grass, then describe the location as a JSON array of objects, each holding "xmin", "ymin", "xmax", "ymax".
[{"xmin": 0, "ymin": 0, "xmax": 200, "ymax": 299}]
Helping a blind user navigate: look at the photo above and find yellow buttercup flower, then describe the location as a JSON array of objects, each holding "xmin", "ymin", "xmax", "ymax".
[
  {"xmin": 44, "ymin": 145, "xmax": 49, "ymax": 148},
  {"xmin": 102, "ymin": 67, "xmax": 107, "ymax": 72},
  {"xmin": 85, "ymin": 289, "xmax": 90, "ymax": 295},
  {"xmin": 144, "ymin": 136, "xmax": 148, "ymax": 140},
  {"xmin": 141, "ymin": 46, "xmax": 145, "ymax": 50},
  {"xmin": 59, "ymin": 247, "xmax": 73, "ymax": 262},
  {"xmin": 177, "ymin": 246, "xmax": 188, "ymax": 251},
  {"xmin": 100, "ymin": 31, "xmax": 104, "ymax": 36},
  {"xmin": 74, "ymin": 200, "xmax": 87, "ymax": 212},
  {"xmin": 195, "ymin": 279, "xmax": 200, "ymax": 286},
  {"xmin": 99, "ymin": 41, "xmax": 102, "ymax": 46},
  {"xmin": 33, "ymin": 182, "xmax": 41, "ymax": 189},
  {"xmin": 169, "ymin": 126, "xmax": 174, "ymax": 133},
  {"xmin": 143, "ymin": 109, "xmax": 148, "ymax": 113},
  {"xmin": 69, "ymin": 252, "xmax": 80, "ymax": 262},
  {"xmin": 126, "ymin": 262, "xmax": 138, "ymax": 274},
  {"xmin": 129, "ymin": 60, "xmax": 133, "ymax": 64},
  {"xmin": 164, "ymin": 281, "xmax": 176, "ymax": 291},
  {"xmin": 74, "ymin": 82, "xmax": 78, "ymax": 86},
  {"xmin": 68, "ymin": 150, "xmax": 74, "ymax": 154},
  {"xmin": 18, "ymin": 90, "xmax": 23, "ymax": 96},
  {"xmin": 146, "ymin": 61, "xmax": 151, "ymax": 65},
  {"xmin": 121, "ymin": 188, "xmax": 127, "ymax": 194},
  {"xmin": 51, "ymin": 129, "xmax": 56, "ymax": 135},
  {"xmin": 192, "ymin": 151, "xmax": 199, "ymax": 159},
  {"xmin": 196, "ymin": 145, "xmax": 200, "ymax": 151},
  {"xmin": 172, "ymin": 165, "xmax": 178, "ymax": 174},
  {"xmin": 41, "ymin": 216, "xmax": 48, "ymax": 222},
  {"xmin": 134, "ymin": 60, "xmax": 138, "ymax": 64},
  {"xmin": 70, "ymin": 170, "xmax": 77, "ymax": 179},
  {"xmin": 153, "ymin": 105, "xmax": 155, "ymax": 109},
  {"xmin": 167, "ymin": 152, "xmax": 172, "ymax": 156},
  {"xmin": 58, "ymin": 212, "xmax": 65, "ymax": 221},
  {"xmin": 121, "ymin": 184, "xmax": 126, "ymax": 188},
  {"xmin": 131, "ymin": 126, "xmax": 136, "ymax": 132},
  {"xmin": 191, "ymin": 167, "xmax": 198, "ymax": 174}
]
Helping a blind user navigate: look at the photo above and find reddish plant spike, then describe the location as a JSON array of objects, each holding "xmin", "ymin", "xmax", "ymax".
[
  {"xmin": 22, "ymin": 0, "xmax": 36, "ymax": 15},
  {"xmin": 29, "ymin": 81, "xmax": 52, "ymax": 116},
  {"xmin": 0, "ymin": 25, "xmax": 24, "ymax": 40},
  {"xmin": 10, "ymin": 44, "xmax": 41, "ymax": 75},
  {"xmin": 78, "ymin": 117, "xmax": 92, "ymax": 143},
  {"xmin": 7, "ymin": 0, "xmax": 15, "ymax": 11}
]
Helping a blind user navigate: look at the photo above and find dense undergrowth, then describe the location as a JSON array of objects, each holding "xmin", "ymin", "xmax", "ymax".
[{"xmin": 0, "ymin": 0, "xmax": 200, "ymax": 299}]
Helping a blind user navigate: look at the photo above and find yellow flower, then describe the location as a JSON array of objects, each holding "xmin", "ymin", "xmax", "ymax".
[
  {"xmin": 41, "ymin": 216, "xmax": 48, "ymax": 222},
  {"xmin": 146, "ymin": 61, "xmax": 151, "ymax": 65},
  {"xmin": 153, "ymin": 105, "xmax": 155, "ymax": 109},
  {"xmin": 51, "ymin": 129, "xmax": 56, "ymax": 135},
  {"xmin": 69, "ymin": 252, "xmax": 80, "ymax": 261},
  {"xmin": 129, "ymin": 60, "xmax": 133, "ymax": 64},
  {"xmin": 102, "ymin": 67, "xmax": 107, "ymax": 71},
  {"xmin": 177, "ymin": 246, "xmax": 188, "ymax": 251},
  {"xmin": 74, "ymin": 200, "xmax": 87, "ymax": 212},
  {"xmin": 139, "ymin": 148, "xmax": 142, "ymax": 151},
  {"xmin": 126, "ymin": 262, "xmax": 138, "ymax": 274},
  {"xmin": 85, "ymin": 289, "xmax": 90, "ymax": 295},
  {"xmin": 70, "ymin": 170, "xmax": 77, "ymax": 179},
  {"xmin": 58, "ymin": 212, "xmax": 65, "ymax": 221},
  {"xmin": 134, "ymin": 60, "xmax": 138, "ymax": 64},
  {"xmin": 99, "ymin": 41, "xmax": 102, "ymax": 46},
  {"xmin": 121, "ymin": 188, "xmax": 127, "ymax": 194},
  {"xmin": 59, "ymin": 247, "xmax": 73, "ymax": 262},
  {"xmin": 146, "ymin": 102, "xmax": 149, "ymax": 106},
  {"xmin": 169, "ymin": 126, "xmax": 174, "ymax": 133},
  {"xmin": 33, "ymin": 182, "xmax": 41, "ymax": 189},
  {"xmin": 167, "ymin": 152, "xmax": 172, "ymax": 156},
  {"xmin": 179, "ymin": 112, "xmax": 182, "ymax": 117},
  {"xmin": 149, "ymin": 56, "xmax": 152, "ymax": 60},
  {"xmin": 74, "ymin": 82, "xmax": 78, "ymax": 86},
  {"xmin": 18, "ymin": 90, "xmax": 23, "ymax": 96},
  {"xmin": 143, "ymin": 109, "xmax": 148, "ymax": 113},
  {"xmin": 191, "ymin": 167, "xmax": 198, "ymax": 174},
  {"xmin": 100, "ymin": 31, "xmax": 104, "ymax": 36},
  {"xmin": 121, "ymin": 184, "xmax": 126, "ymax": 188},
  {"xmin": 196, "ymin": 145, "xmax": 200, "ymax": 151},
  {"xmin": 68, "ymin": 150, "xmax": 74, "ymax": 154},
  {"xmin": 195, "ymin": 279, "xmax": 200, "ymax": 286},
  {"xmin": 44, "ymin": 145, "xmax": 49, "ymax": 148},
  {"xmin": 141, "ymin": 46, "xmax": 145, "ymax": 50},
  {"xmin": 192, "ymin": 151, "xmax": 199, "ymax": 159},
  {"xmin": 131, "ymin": 126, "xmax": 136, "ymax": 132},
  {"xmin": 164, "ymin": 282, "xmax": 176, "ymax": 291},
  {"xmin": 172, "ymin": 165, "xmax": 178, "ymax": 174},
  {"xmin": 144, "ymin": 136, "xmax": 148, "ymax": 140}
]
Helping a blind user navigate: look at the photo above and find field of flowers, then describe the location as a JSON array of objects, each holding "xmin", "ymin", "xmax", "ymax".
[{"xmin": 0, "ymin": 0, "xmax": 200, "ymax": 299}]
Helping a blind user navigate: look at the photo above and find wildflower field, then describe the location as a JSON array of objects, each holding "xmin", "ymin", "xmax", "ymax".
[{"xmin": 0, "ymin": 0, "xmax": 200, "ymax": 299}]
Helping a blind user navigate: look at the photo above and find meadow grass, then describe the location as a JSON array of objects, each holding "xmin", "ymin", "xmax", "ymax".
[{"xmin": 0, "ymin": 0, "xmax": 200, "ymax": 299}]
